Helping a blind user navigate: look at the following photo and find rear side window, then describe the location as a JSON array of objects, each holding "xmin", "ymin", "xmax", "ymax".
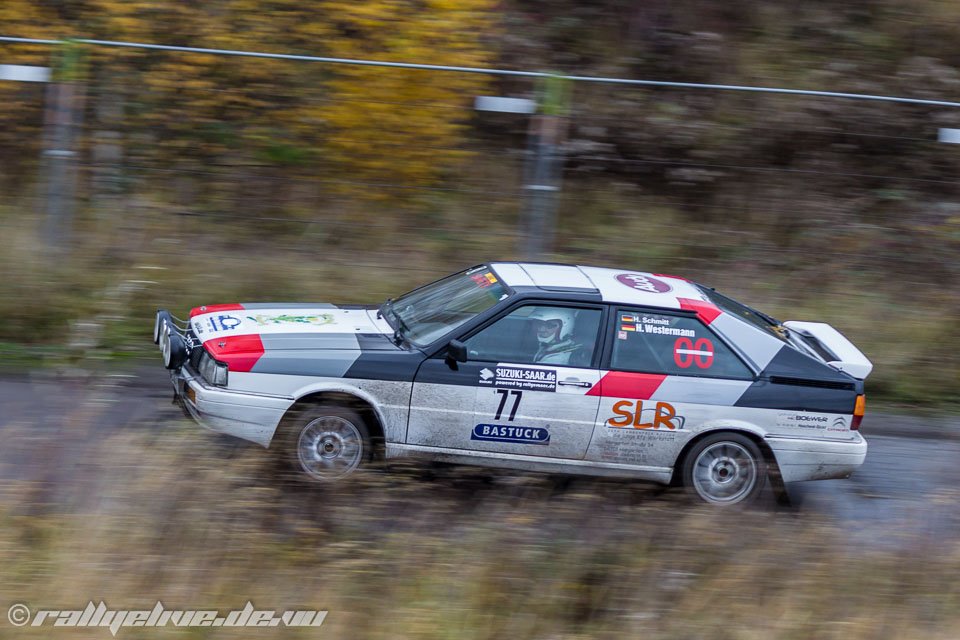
[{"xmin": 610, "ymin": 310, "xmax": 753, "ymax": 380}]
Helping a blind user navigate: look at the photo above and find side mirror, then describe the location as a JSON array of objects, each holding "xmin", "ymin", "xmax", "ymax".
[{"xmin": 447, "ymin": 339, "xmax": 468, "ymax": 363}]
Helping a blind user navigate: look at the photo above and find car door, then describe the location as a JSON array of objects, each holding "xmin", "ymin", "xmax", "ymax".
[
  {"xmin": 408, "ymin": 302, "xmax": 605, "ymax": 459},
  {"xmin": 585, "ymin": 308, "xmax": 756, "ymax": 467}
]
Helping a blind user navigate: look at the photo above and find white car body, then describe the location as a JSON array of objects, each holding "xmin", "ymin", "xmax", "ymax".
[{"xmin": 158, "ymin": 263, "xmax": 869, "ymax": 498}]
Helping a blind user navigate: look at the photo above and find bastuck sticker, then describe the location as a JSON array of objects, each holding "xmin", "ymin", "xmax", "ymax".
[
  {"xmin": 472, "ymin": 424, "xmax": 550, "ymax": 445},
  {"xmin": 478, "ymin": 365, "xmax": 557, "ymax": 392}
]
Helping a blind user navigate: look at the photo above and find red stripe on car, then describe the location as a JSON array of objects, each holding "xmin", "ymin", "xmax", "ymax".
[
  {"xmin": 652, "ymin": 273, "xmax": 691, "ymax": 282},
  {"xmin": 203, "ymin": 334, "xmax": 265, "ymax": 372},
  {"xmin": 587, "ymin": 372, "xmax": 667, "ymax": 400},
  {"xmin": 189, "ymin": 303, "xmax": 245, "ymax": 318},
  {"xmin": 677, "ymin": 298, "xmax": 722, "ymax": 325}
]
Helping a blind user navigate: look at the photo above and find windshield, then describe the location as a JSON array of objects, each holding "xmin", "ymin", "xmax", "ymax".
[
  {"xmin": 384, "ymin": 266, "xmax": 509, "ymax": 346},
  {"xmin": 696, "ymin": 285, "xmax": 790, "ymax": 344}
]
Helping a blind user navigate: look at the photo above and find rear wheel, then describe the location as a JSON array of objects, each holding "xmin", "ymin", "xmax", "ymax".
[
  {"xmin": 681, "ymin": 432, "xmax": 767, "ymax": 506},
  {"xmin": 276, "ymin": 406, "xmax": 372, "ymax": 482}
]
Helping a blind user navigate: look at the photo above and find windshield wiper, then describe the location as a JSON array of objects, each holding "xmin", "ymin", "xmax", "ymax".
[
  {"xmin": 377, "ymin": 298, "xmax": 392, "ymax": 320},
  {"xmin": 390, "ymin": 310, "xmax": 411, "ymax": 346},
  {"xmin": 378, "ymin": 298, "xmax": 410, "ymax": 345},
  {"xmin": 746, "ymin": 305, "xmax": 788, "ymax": 338},
  {"xmin": 754, "ymin": 308, "xmax": 782, "ymax": 327}
]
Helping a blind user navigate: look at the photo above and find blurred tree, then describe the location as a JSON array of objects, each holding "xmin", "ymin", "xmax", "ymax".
[
  {"xmin": 2, "ymin": 0, "xmax": 496, "ymax": 205},
  {"xmin": 1, "ymin": 0, "xmax": 958, "ymax": 230},
  {"xmin": 310, "ymin": 0, "xmax": 495, "ymax": 191},
  {"xmin": 79, "ymin": 0, "xmax": 495, "ymax": 197},
  {"xmin": 0, "ymin": 1, "xmax": 59, "ymax": 191}
]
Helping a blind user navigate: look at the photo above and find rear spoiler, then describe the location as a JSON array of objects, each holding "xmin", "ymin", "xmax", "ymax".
[{"xmin": 783, "ymin": 321, "xmax": 873, "ymax": 380}]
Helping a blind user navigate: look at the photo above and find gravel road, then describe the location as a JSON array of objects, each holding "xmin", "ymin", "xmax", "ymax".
[{"xmin": 2, "ymin": 367, "xmax": 957, "ymax": 546}]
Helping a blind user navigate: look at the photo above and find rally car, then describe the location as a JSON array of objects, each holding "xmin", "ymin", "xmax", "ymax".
[{"xmin": 155, "ymin": 263, "xmax": 870, "ymax": 505}]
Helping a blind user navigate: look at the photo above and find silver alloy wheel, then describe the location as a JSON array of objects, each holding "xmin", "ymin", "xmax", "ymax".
[
  {"xmin": 296, "ymin": 415, "xmax": 364, "ymax": 480},
  {"xmin": 691, "ymin": 441, "xmax": 758, "ymax": 504}
]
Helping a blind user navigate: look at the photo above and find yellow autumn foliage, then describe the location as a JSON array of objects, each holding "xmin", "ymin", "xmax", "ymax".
[
  {"xmin": 0, "ymin": 0, "xmax": 497, "ymax": 190},
  {"xmin": 315, "ymin": 0, "xmax": 494, "ymax": 189}
]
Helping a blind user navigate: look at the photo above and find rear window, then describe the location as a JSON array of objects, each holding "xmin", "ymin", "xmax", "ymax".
[{"xmin": 696, "ymin": 286, "xmax": 790, "ymax": 344}]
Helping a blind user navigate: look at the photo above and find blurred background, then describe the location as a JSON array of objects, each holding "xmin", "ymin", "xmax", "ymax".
[{"xmin": 1, "ymin": 2, "xmax": 960, "ymax": 638}]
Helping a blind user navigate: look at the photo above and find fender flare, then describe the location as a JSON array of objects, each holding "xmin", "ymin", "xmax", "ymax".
[
  {"xmin": 287, "ymin": 380, "xmax": 392, "ymax": 441},
  {"xmin": 691, "ymin": 418, "xmax": 769, "ymax": 440},
  {"xmin": 672, "ymin": 419, "xmax": 780, "ymax": 484}
]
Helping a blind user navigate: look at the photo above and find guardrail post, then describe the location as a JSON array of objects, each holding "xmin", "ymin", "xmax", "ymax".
[
  {"xmin": 43, "ymin": 39, "xmax": 85, "ymax": 251},
  {"xmin": 523, "ymin": 74, "xmax": 570, "ymax": 260}
]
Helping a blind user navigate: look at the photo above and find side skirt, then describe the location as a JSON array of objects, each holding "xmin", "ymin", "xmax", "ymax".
[{"xmin": 385, "ymin": 443, "xmax": 674, "ymax": 484}]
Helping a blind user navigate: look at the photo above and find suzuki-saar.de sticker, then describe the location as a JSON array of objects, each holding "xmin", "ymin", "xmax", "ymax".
[{"xmin": 478, "ymin": 365, "xmax": 557, "ymax": 392}]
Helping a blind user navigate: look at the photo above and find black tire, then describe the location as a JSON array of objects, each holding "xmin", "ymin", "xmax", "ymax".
[
  {"xmin": 274, "ymin": 405, "xmax": 372, "ymax": 482},
  {"xmin": 681, "ymin": 432, "xmax": 767, "ymax": 506}
]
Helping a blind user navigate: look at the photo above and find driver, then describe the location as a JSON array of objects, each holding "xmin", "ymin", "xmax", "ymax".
[{"xmin": 530, "ymin": 308, "xmax": 579, "ymax": 364}]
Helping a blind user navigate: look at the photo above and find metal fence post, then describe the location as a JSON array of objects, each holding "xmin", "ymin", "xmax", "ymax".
[
  {"xmin": 523, "ymin": 74, "xmax": 570, "ymax": 260},
  {"xmin": 43, "ymin": 39, "xmax": 85, "ymax": 251}
]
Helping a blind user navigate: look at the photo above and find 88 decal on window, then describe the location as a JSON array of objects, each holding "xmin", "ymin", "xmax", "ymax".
[{"xmin": 674, "ymin": 337, "xmax": 714, "ymax": 369}]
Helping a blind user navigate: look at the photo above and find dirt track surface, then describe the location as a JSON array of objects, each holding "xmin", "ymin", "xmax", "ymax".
[{"xmin": 1, "ymin": 367, "xmax": 958, "ymax": 548}]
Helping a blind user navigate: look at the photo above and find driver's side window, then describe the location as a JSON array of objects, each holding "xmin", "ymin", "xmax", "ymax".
[{"xmin": 464, "ymin": 305, "xmax": 602, "ymax": 367}]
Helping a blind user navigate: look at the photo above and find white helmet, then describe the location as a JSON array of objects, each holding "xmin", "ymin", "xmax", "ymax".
[{"xmin": 529, "ymin": 307, "xmax": 576, "ymax": 344}]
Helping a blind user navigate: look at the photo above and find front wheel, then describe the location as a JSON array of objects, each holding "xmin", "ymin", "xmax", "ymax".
[
  {"xmin": 681, "ymin": 432, "xmax": 767, "ymax": 506},
  {"xmin": 276, "ymin": 406, "xmax": 372, "ymax": 482}
]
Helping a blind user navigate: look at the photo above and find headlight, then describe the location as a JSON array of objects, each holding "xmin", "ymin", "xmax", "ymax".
[
  {"xmin": 198, "ymin": 350, "xmax": 229, "ymax": 387},
  {"xmin": 211, "ymin": 362, "xmax": 229, "ymax": 387}
]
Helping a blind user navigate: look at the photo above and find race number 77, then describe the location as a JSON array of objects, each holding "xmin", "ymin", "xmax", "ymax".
[{"xmin": 494, "ymin": 389, "xmax": 522, "ymax": 421}]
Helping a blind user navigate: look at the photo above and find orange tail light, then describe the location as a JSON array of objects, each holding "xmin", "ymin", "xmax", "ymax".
[{"xmin": 852, "ymin": 394, "xmax": 866, "ymax": 430}]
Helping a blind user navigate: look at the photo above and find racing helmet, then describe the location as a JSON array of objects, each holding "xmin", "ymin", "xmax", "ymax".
[{"xmin": 529, "ymin": 307, "xmax": 576, "ymax": 344}]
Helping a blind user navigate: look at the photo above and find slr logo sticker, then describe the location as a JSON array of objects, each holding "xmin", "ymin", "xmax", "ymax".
[
  {"xmin": 615, "ymin": 273, "xmax": 673, "ymax": 294},
  {"xmin": 607, "ymin": 400, "xmax": 685, "ymax": 430},
  {"xmin": 472, "ymin": 424, "xmax": 550, "ymax": 445}
]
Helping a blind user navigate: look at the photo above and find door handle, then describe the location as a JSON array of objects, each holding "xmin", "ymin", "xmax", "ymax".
[{"xmin": 558, "ymin": 380, "xmax": 593, "ymax": 388}]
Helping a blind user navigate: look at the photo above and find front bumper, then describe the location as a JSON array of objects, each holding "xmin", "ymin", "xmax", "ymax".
[
  {"xmin": 171, "ymin": 366, "xmax": 292, "ymax": 448},
  {"xmin": 765, "ymin": 432, "xmax": 868, "ymax": 483}
]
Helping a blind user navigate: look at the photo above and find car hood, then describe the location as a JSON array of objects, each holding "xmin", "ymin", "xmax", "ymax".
[{"xmin": 190, "ymin": 304, "xmax": 394, "ymax": 348}]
